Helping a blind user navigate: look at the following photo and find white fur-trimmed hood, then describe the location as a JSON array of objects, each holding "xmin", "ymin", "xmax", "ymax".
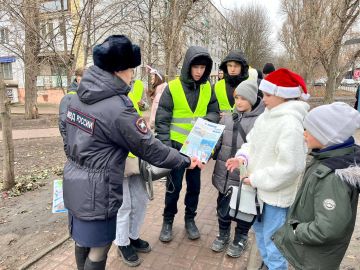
[{"xmin": 336, "ymin": 165, "xmax": 360, "ymax": 189}]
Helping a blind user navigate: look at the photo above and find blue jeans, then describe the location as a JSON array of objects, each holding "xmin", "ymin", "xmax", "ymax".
[{"xmin": 253, "ymin": 203, "xmax": 288, "ymax": 270}]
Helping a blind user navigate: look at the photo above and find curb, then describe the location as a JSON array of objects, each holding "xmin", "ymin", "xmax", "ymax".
[{"xmin": 18, "ymin": 234, "xmax": 70, "ymax": 270}]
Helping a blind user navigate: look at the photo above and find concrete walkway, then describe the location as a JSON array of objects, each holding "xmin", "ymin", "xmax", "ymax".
[{"xmin": 0, "ymin": 128, "xmax": 60, "ymax": 141}]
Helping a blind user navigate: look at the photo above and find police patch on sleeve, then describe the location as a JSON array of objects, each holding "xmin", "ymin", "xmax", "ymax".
[
  {"xmin": 66, "ymin": 107, "xmax": 96, "ymax": 135},
  {"xmin": 135, "ymin": 118, "xmax": 148, "ymax": 134},
  {"xmin": 323, "ymin": 199, "xmax": 336, "ymax": 210}
]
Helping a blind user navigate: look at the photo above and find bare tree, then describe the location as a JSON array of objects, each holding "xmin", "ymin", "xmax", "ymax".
[
  {"xmin": 23, "ymin": 0, "xmax": 40, "ymax": 119},
  {"xmin": 157, "ymin": 0, "xmax": 203, "ymax": 80},
  {"xmin": 281, "ymin": 0, "xmax": 360, "ymax": 102},
  {"xmin": 0, "ymin": 0, "xmax": 136, "ymax": 113},
  {"xmin": 0, "ymin": 69, "xmax": 15, "ymax": 190},
  {"xmin": 216, "ymin": 5, "xmax": 274, "ymax": 69}
]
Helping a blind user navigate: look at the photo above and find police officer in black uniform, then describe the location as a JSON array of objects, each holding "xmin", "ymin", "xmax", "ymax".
[{"xmin": 59, "ymin": 35, "xmax": 199, "ymax": 270}]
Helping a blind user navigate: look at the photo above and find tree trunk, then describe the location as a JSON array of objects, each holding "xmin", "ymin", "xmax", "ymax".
[
  {"xmin": 168, "ymin": 50, "xmax": 177, "ymax": 80},
  {"xmin": 324, "ymin": 48, "xmax": 341, "ymax": 104},
  {"xmin": 0, "ymin": 72, "xmax": 15, "ymax": 190},
  {"xmin": 324, "ymin": 73, "xmax": 336, "ymax": 104},
  {"xmin": 24, "ymin": 0, "xmax": 39, "ymax": 119},
  {"xmin": 147, "ymin": 5, "xmax": 153, "ymax": 96},
  {"xmin": 60, "ymin": 0, "xmax": 71, "ymax": 92}
]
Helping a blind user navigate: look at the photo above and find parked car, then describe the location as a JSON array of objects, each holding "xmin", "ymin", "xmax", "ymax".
[
  {"xmin": 341, "ymin": 78, "xmax": 358, "ymax": 87},
  {"xmin": 313, "ymin": 78, "xmax": 327, "ymax": 86}
]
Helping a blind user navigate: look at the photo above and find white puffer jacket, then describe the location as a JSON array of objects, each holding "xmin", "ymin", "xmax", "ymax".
[{"xmin": 236, "ymin": 100, "xmax": 309, "ymax": 207}]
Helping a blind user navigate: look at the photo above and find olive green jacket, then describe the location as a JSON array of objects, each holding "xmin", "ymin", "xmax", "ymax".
[{"xmin": 273, "ymin": 144, "xmax": 360, "ymax": 270}]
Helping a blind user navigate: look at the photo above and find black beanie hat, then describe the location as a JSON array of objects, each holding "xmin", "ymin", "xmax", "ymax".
[
  {"xmin": 93, "ymin": 35, "xmax": 141, "ymax": 73},
  {"xmin": 262, "ymin": 63, "xmax": 275, "ymax": 75},
  {"xmin": 191, "ymin": 55, "xmax": 210, "ymax": 66}
]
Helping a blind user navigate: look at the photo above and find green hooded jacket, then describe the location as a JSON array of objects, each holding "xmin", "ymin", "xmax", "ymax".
[{"xmin": 273, "ymin": 144, "xmax": 360, "ymax": 270}]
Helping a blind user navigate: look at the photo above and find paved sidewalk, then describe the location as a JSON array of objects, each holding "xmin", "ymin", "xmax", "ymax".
[
  {"xmin": 0, "ymin": 128, "xmax": 60, "ymax": 141},
  {"xmin": 10, "ymin": 104, "xmax": 60, "ymax": 115},
  {"xmin": 29, "ymin": 160, "xmax": 258, "ymax": 270}
]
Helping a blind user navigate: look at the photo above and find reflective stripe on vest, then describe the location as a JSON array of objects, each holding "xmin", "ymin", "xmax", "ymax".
[
  {"xmin": 214, "ymin": 79, "xmax": 233, "ymax": 113},
  {"xmin": 169, "ymin": 78, "xmax": 211, "ymax": 144}
]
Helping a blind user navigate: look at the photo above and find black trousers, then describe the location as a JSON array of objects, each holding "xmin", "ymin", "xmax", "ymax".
[
  {"xmin": 163, "ymin": 166, "xmax": 201, "ymax": 222},
  {"xmin": 217, "ymin": 192, "xmax": 254, "ymax": 237}
]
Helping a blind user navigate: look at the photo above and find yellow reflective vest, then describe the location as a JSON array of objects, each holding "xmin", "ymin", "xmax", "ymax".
[
  {"xmin": 214, "ymin": 79, "xmax": 233, "ymax": 113},
  {"xmin": 128, "ymin": 80, "xmax": 144, "ymax": 116},
  {"xmin": 215, "ymin": 68, "xmax": 258, "ymax": 113},
  {"xmin": 169, "ymin": 78, "xmax": 211, "ymax": 144},
  {"xmin": 128, "ymin": 80, "xmax": 144, "ymax": 158}
]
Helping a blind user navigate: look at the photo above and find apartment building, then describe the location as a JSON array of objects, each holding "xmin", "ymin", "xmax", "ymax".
[{"xmin": 0, "ymin": 0, "xmax": 229, "ymax": 103}]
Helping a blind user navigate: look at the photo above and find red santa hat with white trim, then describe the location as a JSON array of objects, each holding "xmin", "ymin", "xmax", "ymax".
[{"xmin": 259, "ymin": 68, "xmax": 310, "ymax": 100}]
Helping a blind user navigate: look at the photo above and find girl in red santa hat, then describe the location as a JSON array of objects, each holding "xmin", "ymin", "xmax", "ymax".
[{"xmin": 226, "ymin": 68, "xmax": 310, "ymax": 270}]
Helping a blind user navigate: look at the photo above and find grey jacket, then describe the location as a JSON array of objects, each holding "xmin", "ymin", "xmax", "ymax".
[
  {"xmin": 155, "ymin": 46, "xmax": 220, "ymax": 149},
  {"xmin": 59, "ymin": 66, "xmax": 190, "ymax": 221},
  {"xmin": 212, "ymin": 99, "xmax": 265, "ymax": 193}
]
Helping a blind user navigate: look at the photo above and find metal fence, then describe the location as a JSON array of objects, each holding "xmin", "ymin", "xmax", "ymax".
[{"xmin": 338, "ymin": 85, "xmax": 358, "ymax": 93}]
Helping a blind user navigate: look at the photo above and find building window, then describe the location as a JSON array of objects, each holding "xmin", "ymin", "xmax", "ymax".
[
  {"xmin": 41, "ymin": 21, "xmax": 55, "ymax": 41},
  {"xmin": 0, "ymin": 28, "xmax": 9, "ymax": 44},
  {"xmin": 1, "ymin": 63, "xmax": 13, "ymax": 80},
  {"xmin": 40, "ymin": 0, "xmax": 68, "ymax": 12}
]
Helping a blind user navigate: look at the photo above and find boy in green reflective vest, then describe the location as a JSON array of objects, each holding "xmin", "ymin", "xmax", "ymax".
[
  {"xmin": 155, "ymin": 46, "xmax": 220, "ymax": 242},
  {"xmin": 214, "ymin": 50, "xmax": 251, "ymax": 116}
]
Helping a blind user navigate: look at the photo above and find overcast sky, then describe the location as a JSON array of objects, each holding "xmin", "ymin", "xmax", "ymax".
[{"xmin": 212, "ymin": 0, "xmax": 284, "ymax": 52}]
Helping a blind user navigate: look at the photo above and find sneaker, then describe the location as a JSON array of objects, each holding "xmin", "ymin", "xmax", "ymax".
[
  {"xmin": 130, "ymin": 238, "xmax": 151, "ymax": 253},
  {"xmin": 211, "ymin": 229, "xmax": 230, "ymax": 252},
  {"xmin": 117, "ymin": 245, "xmax": 141, "ymax": 267},
  {"xmin": 226, "ymin": 237, "xmax": 248, "ymax": 258},
  {"xmin": 159, "ymin": 221, "xmax": 173, "ymax": 242},
  {"xmin": 185, "ymin": 219, "xmax": 200, "ymax": 240}
]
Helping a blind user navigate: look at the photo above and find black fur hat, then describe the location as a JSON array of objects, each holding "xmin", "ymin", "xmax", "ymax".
[{"xmin": 93, "ymin": 35, "xmax": 141, "ymax": 72}]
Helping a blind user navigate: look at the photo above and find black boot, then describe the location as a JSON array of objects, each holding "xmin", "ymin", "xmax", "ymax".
[
  {"xmin": 75, "ymin": 245, "xmax": 90, "ymax": 270},
  {"xmin": 211, "ymin": 228, "xmax": 231, "ymax": 252},
  {"xmin": 159, "ymin": 220, "xmax": 173, "ymax": 242},
  {"xmin": 117, "ymin": 245, "xmax": 141, "ymax": 267},
  {"xmin": 185, "ymin": 219, "xmax": 200, "ymax": 240},
  {"xmin": 84, "ymin": 257, "xmax": 107, "ymax": 270},
  {"xmin": 226, "ymin": 234, "xmax": 248, "ymax": 258},
  {"xmin": 130, "ymin": 238, "xmax": 151, "ymax": 253}
]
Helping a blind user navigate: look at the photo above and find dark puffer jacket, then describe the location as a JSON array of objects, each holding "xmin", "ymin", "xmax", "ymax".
[
  {"xmin": 216, "ymin": 50, "xmax": 249, "ymax": 107},
  {"xmin": 212, "ymin": 98, "xmax": 265, "ymax": 193},
  {"xmin": 59, "ymin": 65, "xmax": 190, "ymax": 221},
  {"xmin": 155, "ymin": 46, "xmax": 220, "ymax": 149}
]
